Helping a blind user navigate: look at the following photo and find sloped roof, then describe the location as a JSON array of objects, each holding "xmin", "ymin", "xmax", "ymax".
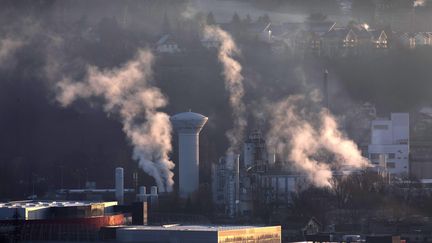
[
  {"xmin": 156, "ymin": 34, "xmax": 177, "ymax": 45},
  {"xmin": 323, "ymin": 28, "xmax": 351, "ymax": 38},
  {"xmin": 369, "ymin": 30, "xmax": 387, "ymax": 40},
  {"xmin": 307, "ymin": 21, "xmax": 336, "ymax": 35}
]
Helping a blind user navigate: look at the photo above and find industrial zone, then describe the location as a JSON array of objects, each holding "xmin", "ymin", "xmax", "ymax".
[
  {"xmin": 4, "ymin": 1, "xmax": 432, "ymax": 243},
  {"xmin": 0, "ymin": 108, "xmax": 425, "ymax": 243}
]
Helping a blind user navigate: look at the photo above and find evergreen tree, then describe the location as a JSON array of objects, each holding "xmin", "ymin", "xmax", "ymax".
[
  {"xmin": 206, "ymin": 11, "xmax": 216, "ymax": 25},
  {"xmin": 231, "ymin": 12, "xmax": 241, "ymax": 25}
]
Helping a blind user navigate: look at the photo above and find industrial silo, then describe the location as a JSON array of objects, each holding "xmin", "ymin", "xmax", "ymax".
[{"xmin": 171, "ymin": 111, "xmax": 208, "ymax": 199}]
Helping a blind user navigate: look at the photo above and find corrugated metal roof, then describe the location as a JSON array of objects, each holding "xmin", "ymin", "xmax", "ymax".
[{"xmin": 119, "ymin": 225, "xmax": 267, "ymax": 232}]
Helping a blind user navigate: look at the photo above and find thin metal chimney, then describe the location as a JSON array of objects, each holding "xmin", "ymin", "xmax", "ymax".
[
  {"xmin": 115, "ymin": 167, "xmax": 124, "ymax": 205},
  {"xmin": 323, "ymin": 69, "xmax": 329, "ymax": 110}
]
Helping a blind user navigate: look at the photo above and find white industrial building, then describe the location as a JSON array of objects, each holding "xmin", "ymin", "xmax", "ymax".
[
  {"xmin": 171, "ymin": 111, "xmax": 208, "ymax": 199},
  {"xmin": 0, "ymin": 201, "xmax": 117, "ymax": 220},
  {"xmin": 368, "ymin": 113, "xmax": 410, "ymax": 175}
]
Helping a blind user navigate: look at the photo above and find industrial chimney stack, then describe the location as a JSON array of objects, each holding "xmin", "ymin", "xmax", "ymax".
[
  {"xmin": 115, "ymin": 167, "xmax": 124, "ymax": 204},
  {"xmin": 171, "ymin": 111, "xmax": 208, "ymax": 199},
  {"xmin": 323, "ymin": 69, "xmax": 329, "ymax": 110}
]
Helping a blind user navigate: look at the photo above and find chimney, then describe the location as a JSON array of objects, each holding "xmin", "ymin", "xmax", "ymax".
[
  {"xmin": 115, "ymin": 167, "xmax": 124, "ymax": 205},
  {"xmin": 323, "ymin": 69, "xmax": 329, "ymax": 110}
]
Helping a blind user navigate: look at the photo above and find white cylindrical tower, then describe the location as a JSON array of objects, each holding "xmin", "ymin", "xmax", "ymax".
[
  {"xmin": 139, "ymin": 186, "xmax": 147, "ymax": 195},
  {"xmin": 150, "ymin": 186, "xmax": 158, "ymax": 195},
  {"xmin": 115, "ymin": 167, "xmax": 124, "ymax": 204},
  {"xmin": 171, "ymin": 111, "xmax": 208, "ymax": 199}
]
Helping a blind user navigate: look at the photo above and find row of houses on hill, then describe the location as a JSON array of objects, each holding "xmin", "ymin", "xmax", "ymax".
[
  {"xmin": 152, "ymin": 21, "xmax": 432, "ymax": 57},
  {"xmin": 260, "ymin": 21, "xmax": 432, "ymax": 57}
]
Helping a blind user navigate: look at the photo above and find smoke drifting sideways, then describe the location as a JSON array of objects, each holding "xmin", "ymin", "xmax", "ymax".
[
  {"xmin": 266, "ymin": 93, "xmax": 370, "ymax": 188},
  {"xmin": 56, "ymin": 50, "xmax": 175, "ymax": 192},
  {"xmin": 203, "ymin": 25, "xmax": 247, "ymax": 161}
]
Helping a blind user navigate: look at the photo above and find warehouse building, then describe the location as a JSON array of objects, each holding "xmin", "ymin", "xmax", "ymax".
[
  {"xmin": 0, "ymin": 200, "xmax": 123, "ymax": 241},
  {"xmin": 0, "ymin": 200, "xmax": 117, "ymax": 220},
  {"xmin": 116, "ymin": 225, "xmax": 281, "ymax": 243}
]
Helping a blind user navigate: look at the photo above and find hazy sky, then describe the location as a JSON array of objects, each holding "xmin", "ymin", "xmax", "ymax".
[{"xmin": 188, "ymin": 0, "xmax": 307, "ymax": 23}]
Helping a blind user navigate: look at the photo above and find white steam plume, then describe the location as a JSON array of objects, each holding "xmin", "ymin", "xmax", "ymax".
[
  {"xmin": 320, "ymin": 111, "xmax": 370, "ymax": 169},
  {"xmin": 203, "ymin": 25, "xmax": 246, "ymax": 156},
  {"xmin": 0, "ymin": 38, "xmax": 24, "ymax": 67},
  {"xmin": 56, "ymin": 50, "xmax": 175, "ymax": 192},
  {"xmin": 414, "ymin": 0, "xmax": 425, "ymax": 7},
  {"xmin": 266, "ymin": 93, "xmax": 370, "ymax": 188}
]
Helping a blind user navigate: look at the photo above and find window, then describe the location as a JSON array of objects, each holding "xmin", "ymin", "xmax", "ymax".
[
  {"xmin": 373, "ymin": 125, "xmax": 389, "ymax": 130},
  {"xmin": 386, "ymin": 162, "xmax": 396, "ymax": 168},
  {"xmin": 388, "ymin": 153, "xmax": 396, "ymax": 159},
  {"xmin": 370, "ymin": 153, "xmax": 380, "ymax": 160}
]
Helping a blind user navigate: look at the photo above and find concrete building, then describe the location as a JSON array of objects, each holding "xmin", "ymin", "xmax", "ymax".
[
  {"xmin": 0, "ymin": 200, "xmax": 118, "ymax": 220},
  {"xmin": 116, "ymin": 225, "xmax": 281, "ymax": 243},
  {"xmin": 171, "ymin": 111, "xmax": 208, "ymax": 199},
  {"xmin": 368, "ymin": 113, "xmax": 410, "ymax": 175}
]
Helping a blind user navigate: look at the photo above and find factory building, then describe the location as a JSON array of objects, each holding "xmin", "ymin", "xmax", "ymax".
[
  {"xmin": 56, "ymin": 167, "xmax": 136, "ymax": 204},
  {"xmin": 243, "ymin": 130, "xmax": 273, "ymax": 170},
  {"xmin": 0, "ymin": 200, "xmax": 118, "ymax": 220},
  {"xmin": 368, "ymin": 113, "xmax": 410, "ymax": 175},
  {"xmin": 0, "ymin": 200, "xmax": 123, "ymax": 241},
  {"xmin": 212, "ymin": 130, "xmax": 308, "ymax": 218},
  {"xmin": 212, "ymin": 155, "xmax": 246, "ymax": 218},
  {"xmin": 171, "ymin": 111, "xmax": 208, "ymax": 200},
  {"xmin": 116, "ymin": 225, "xmax": 281, "ymax": 243}
]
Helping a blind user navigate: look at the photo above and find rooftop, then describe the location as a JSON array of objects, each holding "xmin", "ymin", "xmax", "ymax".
[
  {"xmin": 171, "ymin": 111, "xmax": 207, "ymax": 121},
  {"xmin": 0, "ymin": 200, "xmax": 116, "ymax": 209},
  {"xmin": 119, "ymin": 225, "xmax": 270, "ymax": 232}
]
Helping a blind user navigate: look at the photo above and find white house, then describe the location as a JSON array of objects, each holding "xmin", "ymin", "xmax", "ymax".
[
  {"xmin": 368, "ymin": 113, "xmax": 409, "ymax": 176},
  {"xmin": 155, "ymin": 34, "xmax": 181, "ymax": 54}
]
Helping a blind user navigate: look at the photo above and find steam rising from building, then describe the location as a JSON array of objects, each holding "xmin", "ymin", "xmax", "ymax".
[
  {"xmin": 203, "ymin": 26, "xmax": 246, "ymax": 158},
  {"xmin": 266, "ymin": 93, "xmax": 370, "ymax": 188},
  {"xmin": 56, "ymin": 49, "xmax": 175, "ymax": 192}
]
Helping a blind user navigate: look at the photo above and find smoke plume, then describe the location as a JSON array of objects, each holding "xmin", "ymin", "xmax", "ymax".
[
  {"xmin": 266, "ymin": 93, "xmax": 370, "ymax": 188},
  {"xmin": 0, "ymin": 38, "xmax": 24, "ymax": 67},
  {"xmin": 57, "ymin": 49, "xmax": 175, "ymax": 192},
  {"xmin": 414, "ymin": 0, "xmax": 425, "ymax": 7},
  {"xmin": 203, "ymin": 25, "xmax": 246, "ymax": 156}
]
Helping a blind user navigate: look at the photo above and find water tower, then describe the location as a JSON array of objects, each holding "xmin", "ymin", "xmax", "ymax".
[{"xmin": 171, "ymin": 111, "xmax": 208, "ymax": 199}]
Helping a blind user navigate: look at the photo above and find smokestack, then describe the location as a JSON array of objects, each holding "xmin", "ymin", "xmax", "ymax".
[
  {"xmin": 137, "ymin": 186, "xmax": 147, "ymax": 202},
  {"xmin": 171, "ymin": 111, "xmax": 208, "ymax": 199},
  {"xmin": 140, "ymin": 186, "xmax": 147, "ymax": 195},
  {"xmin": 235, "ymin": 154, "xmax": 240, "ymax": 217},
  {"xmin": 269, "ymin": 150, "xmax": 276, "ymax": 164},
  {"xmin": 150, "ymin": 186, "xmax": 158, "ymax": 195},
  {"xmin": 115, "ymin": 167, "xmax": 124, "ymax": 204},
  {"xmin": 323, "ymin": 69, "xmax": 329, "ymax": 110}
]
